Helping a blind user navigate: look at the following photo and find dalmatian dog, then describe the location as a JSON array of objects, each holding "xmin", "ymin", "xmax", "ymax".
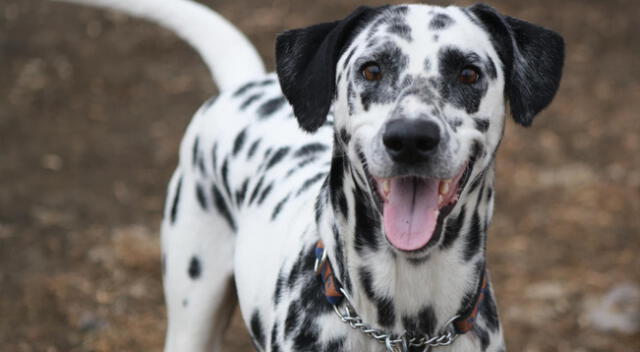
[{"xmin": 61, "ymin": 0, "xmax": 564, "ymax": 351}]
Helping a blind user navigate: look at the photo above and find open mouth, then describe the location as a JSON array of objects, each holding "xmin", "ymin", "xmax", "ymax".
[{"xmin": 374, "ymin": 164, "xmax": 470, "ymax": 252}]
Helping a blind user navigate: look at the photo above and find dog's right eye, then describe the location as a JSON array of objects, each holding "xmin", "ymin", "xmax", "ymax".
[{"xmin": 361, "ymin": 62, "xmax": 382, "ymax": 81}]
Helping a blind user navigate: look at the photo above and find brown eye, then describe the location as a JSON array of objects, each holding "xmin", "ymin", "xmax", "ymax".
[
  {"xmin": 459, "ymin": 67, "xmax": 480, "ymax": 84},
  {"xmin": 361, "ymin": 62, "xmax": 382, "ymax": 81}
]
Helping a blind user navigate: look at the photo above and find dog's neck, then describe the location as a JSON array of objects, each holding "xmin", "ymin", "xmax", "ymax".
[{"xmin": 316, "ymin": 142, "xmax": 495, "ymax": 336}]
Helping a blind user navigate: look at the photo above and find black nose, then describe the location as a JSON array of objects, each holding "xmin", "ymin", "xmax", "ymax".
[{"xmin": 382, "ymin": 119, "xmax": 441, "ymax": 163}]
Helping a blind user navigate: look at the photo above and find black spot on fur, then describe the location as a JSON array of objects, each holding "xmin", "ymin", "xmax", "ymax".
[
  {"xmin": 332, "ymin": 225, "xmax": 350, "ymax": 291},
  {"xmin": 464, "ymin": 209, "xmax": 483, "ymax": 261},
  {"xmin": 249, "ymin": 176, "xmax": 265, "ymax": 205},
  {"xmin": 402, "ymin": 306, "xmax": 437, "ymax": 336},
  {"xmin": 314, "ymin": 193, "xmax": 324, "ymax": 225},
  {"xmin": 296, "ymin": 172, "xmax": 327, "ymax": 196},
  {"xmin": 250, "ymin": 310, "xmax": 265, "ymax": 349},
  {"xmin": 438, "ymin": 46, "xmax": 489, "ymax": 114},
  {"xmin": 441, "ymin": 206, "xmax": 466, "ymax": 249},
  {"xmin": 347, "ymin": 82, "xmax": 356, "ymax": 115},
  {"xmin": 338, "ymin": 128, "xmax": 351, "ymax": 145},
  {"xmin": 197, "ymin": 157, "xmax": 206, "ymax": 175},
  {"xmin": 284, "ymin": 300, "xmax": 301, "ymax": 338},
  {"xmin": 247, "ymin": 139, "xmax": 261, "ymax": 159},
  {"xmin": 377, "ymin": 297, "xmax": 396, "ymax": 327},
  {"xmin": 182, "ymin": 299, "xmax": 188, "ymax": 307},
  {"xmin": 270, "ymin": 322, "xmax": 281, "ymax": 352},
  {"xmin": 486, "ymin": 56, "xmax": 498, "ymax": 80},
  {"xmin": 450, "ymin": 117, "xmax": 463, "ymax": 130},
  {"xmin": 336, "ymin": 192, "xmax": 348, "ymax": 220},
  {"xmin": 212, "ymin": 185, "xmax": 236, "ymax": 231},
  {"xmin": 195, "ymin": 183, "xmax": 207, "ymax": 210},
  {"xmin": 473, "ymin": 325, "xmax": 491, "ymax": 351},
  {"xmin": 287, "ymin": 156, "xmax": 319, "ymax": 178},
  {"xmin": 233, "ymin": 128, "xmax": 248, "ymax": 156},
  {"xmin": 430, "ymin": 13, "xmax": 454, "ymax": 30},
  {"xmin": 192, "ymin": 136, "xmax": 200, "ymax": 167},
  {"xmin": 328, "ymin": 153, "xmax": 349, "ymax": 221},
  {"xmin": 221, "ymin": 158, "xmax": 232, "ymax": 199},
  {"xmin": 260, "ymin": 78, "xmax": 276, "ymax": 86},
  {"xmin": 233, "ymin": 81, "xmax": 257, "ymax": 96},
  {"xmin": 211, "ymin": 143, "xmax": 218, "ymax": 172},
  {"xmin": 388, "ymin": 22, "xmax": 412, "ymax": 41},
  {"xmin": 188, "ymin": 256, "xmax": 201, "ymax": 279},
  {"xmin": 266, "ymin": 147, "xmax": 290, "ymax": 170},
  {"xmin": 294, "ymin": 143, "xmax": 328, "ymax": 158},
  {"xmin": 240, "ymin": 93, "xmax": 263, "ymax": 110},
  {"xmin": 474, "ymin": 118, "xmax": 490, "ymax": 132},
  {"xmin": 353, "ymin": 186, "xmax": 380, "ymax": 253},
  {"xmin": 170, "ymin": 176, "xmax": 183, "ymax": 224},
  {"xmin": 287, "ymin": 251, "xmax": 303, "ymax": 289},
  {"xmin": 236, "ymin": 179, "xmax": 249, "ymax": 206},
  {"xmin": 467, "ymin": 172, "xmax": 486, "ymax": 198},
  {"xmin": 390, "ymin": 5, "xmax": 408, "ymax": 15},
  {"xmin": 258, "ymin": 96, "xmax": 287, "ymax": 118},
  {"xmin": 480, "ymin": 285, "xmax": 500, "ymax": 332},
  {"xmin": 359, "ymin": 268, "xmax": 395, "ymax": 327},
  {"xmin": 359, "ymin": 267, "xmax": 376, "ymax": 301},
  {"xmin": 271, "ymin": 194, "xmax": 289, "ymax": 220},
  {"xmin": 343, "ymin": 46, "xmax": 357, "ymax": 70},
  {"xmin": 324, "ymin": 338, "xmax": 345, "ymax": 352},
  {"xmin": 293, "ymin": 316, "xmax": 320, "ymax": 351},
  {"xmin": 273, "ymin": 273, "xmax": 286, "ymax": 305},
  {"xmin": 257, "ymin": 182, "xmax": 274, "ymax": 205}
]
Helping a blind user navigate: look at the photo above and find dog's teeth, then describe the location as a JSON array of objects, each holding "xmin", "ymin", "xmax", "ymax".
[
  {"xmin": 439, "ymin": 181, "xmax": 450, "ymax": 195},
  {"xmin": 438, "ymin": 195, "xmax": 444, "ymax": 205},
  {"xmin": 382, "ymin": 180, "xmax": 390, "ymax": 197}
]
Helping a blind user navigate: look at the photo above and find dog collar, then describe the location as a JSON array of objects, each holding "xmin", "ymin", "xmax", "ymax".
[{"xmin": 314, "ymin": 240, "xmax": 489, "ymax": 350}]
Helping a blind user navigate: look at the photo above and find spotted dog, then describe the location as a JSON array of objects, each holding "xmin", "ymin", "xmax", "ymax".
[{"xmin": 61, "ymin": 0, "xmax": 564, "ymax": 351}]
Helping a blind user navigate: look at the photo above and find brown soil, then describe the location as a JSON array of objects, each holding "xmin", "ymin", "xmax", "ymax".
[{"xmin": 1, "ymin": 0, "xmax": 639, "ymax": 351}]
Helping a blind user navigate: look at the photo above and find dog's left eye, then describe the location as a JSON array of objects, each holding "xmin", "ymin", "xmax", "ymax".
[
  {"xmin": 459, "ymin": 66, "xmax": 480, "ymax": 84},
  {"xmin": 361, "ymin": 62, "xmax": 383, "ymax": 81}
]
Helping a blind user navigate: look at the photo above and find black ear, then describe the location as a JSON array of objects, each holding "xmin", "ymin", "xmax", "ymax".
[
  {"xmin": 276, "ymin": 7, "xmax": 382, "ymax": 132},
  {"xmin": 469, "ymin": 4, "xmax": 565, "ymax": 126}
]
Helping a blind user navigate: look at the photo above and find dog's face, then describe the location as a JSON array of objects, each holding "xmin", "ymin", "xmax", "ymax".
[
  {"xmin": 335, "ymin": 6, "xmax": 503, "ymax": 180},
  {"xmin": 277, "ymin": 4, "xmax": 564, "ymax": 253}
]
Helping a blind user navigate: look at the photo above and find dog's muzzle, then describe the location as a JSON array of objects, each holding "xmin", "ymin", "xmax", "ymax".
[{"xmin": 370, "ymin": 117, "xmax": 469, "ymax": 252}]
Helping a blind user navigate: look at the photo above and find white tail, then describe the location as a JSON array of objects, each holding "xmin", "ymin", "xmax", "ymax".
[{"xmin": 57, "ymin": 0, "xmax": 266, "ymax": 91}]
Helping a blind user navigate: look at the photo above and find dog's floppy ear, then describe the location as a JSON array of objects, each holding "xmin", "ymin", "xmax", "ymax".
[
  {"xmin": 276, "ymin": 7, "xmax": 381, "ymax": 132},
  {"xmin": 469, "ymin": 4, "xmax": 564, "ymax": 126}
]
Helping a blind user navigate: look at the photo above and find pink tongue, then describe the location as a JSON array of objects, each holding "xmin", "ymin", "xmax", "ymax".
[{"xmin": 383, "ymin": 178, "xmax": 439, "ymax": 251}]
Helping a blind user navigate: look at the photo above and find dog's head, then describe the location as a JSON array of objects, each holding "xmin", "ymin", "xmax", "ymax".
[{"xmin": 277, "ymin": 4, "xmax": 564, "ymax": 253}]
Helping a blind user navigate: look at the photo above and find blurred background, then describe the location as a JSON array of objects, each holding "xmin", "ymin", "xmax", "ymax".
[{"xmin": 1, "ymin": 0, "xmax": 639, "ymax": 351}]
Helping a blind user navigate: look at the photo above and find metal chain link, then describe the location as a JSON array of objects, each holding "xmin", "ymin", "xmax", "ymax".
[
  {"xmin": 317, "ymin": 248, "xmax": 459, "ymax": 352},
  {"xmin": 331, "ymin": 289, "xmax": 458, "ymax": 351}
]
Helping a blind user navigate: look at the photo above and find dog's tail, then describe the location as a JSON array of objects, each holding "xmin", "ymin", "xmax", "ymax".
[{"xmin": 57, "ymin": 0, "xmax": 266, "ymax": 91}]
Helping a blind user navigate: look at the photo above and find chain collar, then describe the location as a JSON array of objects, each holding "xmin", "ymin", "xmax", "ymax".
[{"xmin": 314, "ymin": 240, "xmax": 488, "ymax": 352}]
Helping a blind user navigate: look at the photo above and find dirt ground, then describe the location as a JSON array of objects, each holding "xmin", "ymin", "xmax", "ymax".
[{"xmin": 1, "ymin": 0, "xmax": 639, "ymax": 351}]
